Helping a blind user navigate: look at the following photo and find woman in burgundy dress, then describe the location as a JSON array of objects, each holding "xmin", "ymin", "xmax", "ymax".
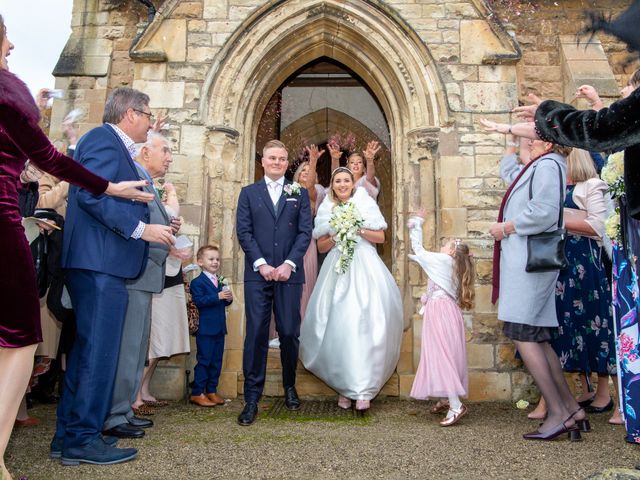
[{"xmin": 0, "ymin": 15, "xmax": 152, "ymax": 478}]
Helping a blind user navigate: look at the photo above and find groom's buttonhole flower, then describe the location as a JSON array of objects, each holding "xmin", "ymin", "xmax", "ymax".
[{"xmin": 284, "ymin": 182, "xmax": 302, "ymax": 196}]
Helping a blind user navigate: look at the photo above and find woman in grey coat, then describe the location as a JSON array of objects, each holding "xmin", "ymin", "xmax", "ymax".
[{"xmin": 488, "ymin": 137, "xmax": 589, "ymax": 441}]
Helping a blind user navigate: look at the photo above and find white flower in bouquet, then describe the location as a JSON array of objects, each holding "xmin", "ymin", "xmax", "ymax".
[
  {"xmin": 605, "ymin": 211, "xmax": 621, "ymax": 242},
  {"xmin": 329, "ymin": 201, "xmax": 364, "ymax": 274},
  {"xmin": 601, "ymin": 152, "xmax": 625, "ymax": 198}
]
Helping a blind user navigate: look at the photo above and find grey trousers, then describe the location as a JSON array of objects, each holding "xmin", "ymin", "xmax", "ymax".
[{"xmin": 103, "ymin": 289, "xmax": 152, "ymax": 430}]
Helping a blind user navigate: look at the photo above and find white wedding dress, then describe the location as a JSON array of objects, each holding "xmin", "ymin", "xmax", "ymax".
[{"xmin": 300, "ymin": 187, "xmax": 403, "ymax": 400}]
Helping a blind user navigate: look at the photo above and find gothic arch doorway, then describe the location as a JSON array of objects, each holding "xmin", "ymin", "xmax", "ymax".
[
  {"xmin": 255, "ymin": 58, "xmax": 393, "ymax": 266},
  {"xmin": 200, "ymin": 0, "xmax": 451, "ymax": 395}
]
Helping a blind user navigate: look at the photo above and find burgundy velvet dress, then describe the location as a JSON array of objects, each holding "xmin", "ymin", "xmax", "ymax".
[{"xmin": 0, "ymin": 69, "xmax": 108, "ymax": 348}]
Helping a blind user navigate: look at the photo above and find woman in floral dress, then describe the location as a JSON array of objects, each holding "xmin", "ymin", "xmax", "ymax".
[{"xmin": 552, "ymin": 149, "xmax": 620, "ymax": 424}]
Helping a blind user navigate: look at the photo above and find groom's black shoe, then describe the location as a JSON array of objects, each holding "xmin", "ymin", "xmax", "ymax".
[
  {"xmin": 284, "ymin": 386, "xmax": 301, "ymax": 411},
  {"xmin": 237, "ymin": 402, "xmax": 258, "ymax": 426}
]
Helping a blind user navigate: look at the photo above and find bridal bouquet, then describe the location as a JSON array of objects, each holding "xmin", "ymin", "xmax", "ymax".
[{"xmin": 329, "ymin": 201, "xmax": 364, "ymax": 274}]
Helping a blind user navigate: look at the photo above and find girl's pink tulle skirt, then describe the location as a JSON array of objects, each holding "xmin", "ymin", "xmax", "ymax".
[{"xmin": 410, "ymin": 293, "xmax": 468, "ymax": 399}]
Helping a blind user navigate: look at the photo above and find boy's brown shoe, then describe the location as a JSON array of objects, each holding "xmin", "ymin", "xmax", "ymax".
[
  {"xmin": 206, "ymin": 393, "xmax": 225, "ymax": 405},
  {"xmin": 190, "ymin": 394, "xmax": 216, "ymax": 407}
]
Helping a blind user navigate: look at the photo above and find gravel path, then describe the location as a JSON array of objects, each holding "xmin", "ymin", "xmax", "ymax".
[{"xmin": 6, "ymin": 399, "xmax": 639, "ymax": 479}]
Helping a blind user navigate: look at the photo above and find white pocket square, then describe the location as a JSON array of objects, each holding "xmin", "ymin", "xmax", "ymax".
[{"xmin": 285, "ymin": 198, "xmax": 298, "ymax": 202}]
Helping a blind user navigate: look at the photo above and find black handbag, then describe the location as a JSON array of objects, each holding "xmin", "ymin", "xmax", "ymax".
[{"xmin": 525, "ymin": 158, "xmax": 569, "ymax": 273}]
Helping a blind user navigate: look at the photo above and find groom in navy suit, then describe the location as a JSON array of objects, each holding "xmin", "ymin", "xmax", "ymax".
[{"xmin": 236, "ymin": 139, "xmax": 312, "ymax": 425}]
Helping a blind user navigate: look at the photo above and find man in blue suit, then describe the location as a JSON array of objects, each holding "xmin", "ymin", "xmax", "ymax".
[
  {"xmin": 52, "ymin": 88, "xmax": 175, "ymax": 466},
  {"xmin": 236, "ymin": 139, "xmax": 312, "ymax": 426}
]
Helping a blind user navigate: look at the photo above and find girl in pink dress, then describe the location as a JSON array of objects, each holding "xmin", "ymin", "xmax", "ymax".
[{"xmin": 408, "ymin": 212, "xmax": 475, "ymax": 426}]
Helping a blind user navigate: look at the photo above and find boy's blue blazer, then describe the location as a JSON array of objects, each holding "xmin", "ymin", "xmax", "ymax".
[{"xmin": 190, "ymin": 272, "xmax": 232, "ymax": 336}]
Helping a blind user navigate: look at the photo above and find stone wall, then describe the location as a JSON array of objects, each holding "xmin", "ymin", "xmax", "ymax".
[{"xmin": 50, "ymin": 0, "xmax": 632, "ymax": 402}]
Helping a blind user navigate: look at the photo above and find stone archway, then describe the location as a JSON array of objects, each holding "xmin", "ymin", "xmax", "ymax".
[{"xmin": 199, "ymin": 0, "xmax": 450, "ymax": 396}]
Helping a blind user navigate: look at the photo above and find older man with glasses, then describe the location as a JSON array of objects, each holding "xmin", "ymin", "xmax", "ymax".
[{"xmin": 51, "ymin": 88, "xmax": 175, "ymax": 466}]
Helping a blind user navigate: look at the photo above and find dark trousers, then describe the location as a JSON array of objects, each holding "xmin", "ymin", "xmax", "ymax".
[
  {"xmin": 55, "ymin": 269, "xmax": 128, "ymax": 449},
  {"xmin": 192, "ymin": 334, "xmax": 225, "ymax": 395},
  {"xmin": 243, "ymin": 281, "xmax": 302, "ymax": 403}
]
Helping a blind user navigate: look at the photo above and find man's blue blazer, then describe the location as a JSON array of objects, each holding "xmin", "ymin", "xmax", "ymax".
[{"xmin": 62, "ymin": 124, "xmax": 149, "ymax": 279}]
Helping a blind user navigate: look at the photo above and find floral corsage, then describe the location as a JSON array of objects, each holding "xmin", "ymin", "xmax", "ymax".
[
  {"xmin": 218, "ymin": 275, "xmax": 229, "ymax": 287},
  {"xmin": 283, "ymin": 182, "xmax": 301, "ymax": 196}
]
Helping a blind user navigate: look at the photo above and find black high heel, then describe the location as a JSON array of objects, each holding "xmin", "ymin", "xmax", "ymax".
[
  {"xmin": 585, "ymin": 398, "xmax": 613, "ymax": 414},
  {"xmin": 523, "ymin": 420, "xmax": 582, "ymax": 442},
  {"xmin": 570, "ymin": 408, "xmax": 592, "ymax": 433}
]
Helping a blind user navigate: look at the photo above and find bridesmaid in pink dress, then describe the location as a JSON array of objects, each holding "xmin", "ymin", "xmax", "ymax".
[
  {"xmin": 293, "ymin": 145, "xmax": 326, "ymax": 319},
  {"xmin": 328, "ymin": 140, "xmax": 382, "ymax": 201},
  {"xmin": 407, "ymin": 211, "xmax": 475, "ymax": 427}
]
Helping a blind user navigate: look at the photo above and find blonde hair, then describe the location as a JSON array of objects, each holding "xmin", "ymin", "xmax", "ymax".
[
  {"xmin": 567, "ymin": 148, "xmax": 597, "ymax": 183},
  {"xmin": 452, "ymin": 240, "xmax": 475, "ymax": 310},
  {"xmin": 262, "ymin": 139, "xmax": 288, "ymax": 155},
  {"xmin": 329, "ymin": 167, "xmax": 355, "ymax": 203},
  {"xmin": 196, "ymin": 244, "xmax": 219, "ymax": 259},
  {"xmin": 293, "ymin": 161, "xmax": 312, "ymax": 183}
]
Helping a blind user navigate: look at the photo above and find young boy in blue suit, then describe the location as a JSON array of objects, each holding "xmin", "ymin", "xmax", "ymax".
[{"xmin": 189, "ymin": 245, "xmax": 233, "ymax": 407}]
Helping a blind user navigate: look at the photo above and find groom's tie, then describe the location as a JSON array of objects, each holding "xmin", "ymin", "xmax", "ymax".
[{"xmin": 269, "ymin": 181, "xmax": 281, "ymax": 213}]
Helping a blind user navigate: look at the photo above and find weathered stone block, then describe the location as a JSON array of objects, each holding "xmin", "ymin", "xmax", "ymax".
[
  {"xmin": 475, "ymin": 154, "xmax": 501, "ymax": 177},
  {"xmin": 468, "ymin": 371, "xmax": 510, "ymax": 401},
  {"xmin": 218, "ymin": 371, "xmax": 238, "ymax": 397},
  {"xmin": 204, "ymin": 0, "xmax": 228, "ymax": 19},
  {"xmin": 474, "ymin": 284, "xmax": 497, "ymax": 313},
  {"xmin": 445, "ymin": 3, "xmax": 480, "ymax": 18},
  {"xmin": 467, "ymin": 343, "xmax": 494, "ymax": 369},
  {"xmin": 510, "ymin": 371, "xmax": 538, "ymax": 403},
  {"xmin": 134, "ymin": 63, "xmax": 167, "ymax": 82},
  {"xmin": 380, "ymin": 373, "xmax": 399, "ymax": 396},
  {"xmin": 460, "ymin": 20, "xmax": 513, "ymax": 64},
  {"xmin": 440, "ymin": 208, "xmax": 468, "ymax": 238},
  {"xmin": 478, "ymin": 65, "xmax": 516, "ymax": 83},
  {"xmin": 439, "ymin": 155, "xmax": 474, "ymax": 178},
  {"xmin": 180, "ymin": 125, "xmax": 206, "ymax": 156},
  {"xmin": 399, "ymin": 374, "xmax": 415, "ymax": 398},
  {"xmin": 394, "ymin": 4, "xmax": 422, "ymax": 18},
  {"xmin": 444, "ymin": 65, "xmax": 477, "ymax": 82},
  {"xmin": 421, "ymin": 4, "xmax": 446, "ymax": 18},
  {"xmin": 523, "ymin": 66, "xmax": 562, "ymax": 82},
  {"xmin": 438, "ymin": 178, "xmax": 459, "ymax": 208},
  {"xmin": 132, "ymin": 80, "xmax": 185, "ymax": 108},
  {"xmin": 463, "ymin": 82, "xmax": 518, "ymax": 111},
  {"xmin": 496, "ymin": 343, "xmax": 522, "ymax": 370},
  {"xmin": 146, "ymin": 19, "xmax": 187, "ymax": 62},
  {"xmin": 174, "ymin": 1, "xmax": 203, "ymax": 18}
]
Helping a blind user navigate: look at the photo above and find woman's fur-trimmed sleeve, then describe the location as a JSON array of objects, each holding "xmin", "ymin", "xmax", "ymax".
[
  {"xmin": 354, "ymin": 187, "xmax": 387, "ymax": 230},
  {"xmin": 312, "ymin": 196, "xmax": 335, "ymax": 239}
]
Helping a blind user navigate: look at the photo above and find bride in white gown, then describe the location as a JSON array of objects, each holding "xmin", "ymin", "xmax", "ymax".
[{"xmin": 300, "ymin": 167, "xmax": 403, "ymax": 411}]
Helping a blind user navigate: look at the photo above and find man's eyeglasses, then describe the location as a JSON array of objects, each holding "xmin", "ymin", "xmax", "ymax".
[{"xmin": 133, "ymin": 109, "xmax": 154, "ymax": 122}]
